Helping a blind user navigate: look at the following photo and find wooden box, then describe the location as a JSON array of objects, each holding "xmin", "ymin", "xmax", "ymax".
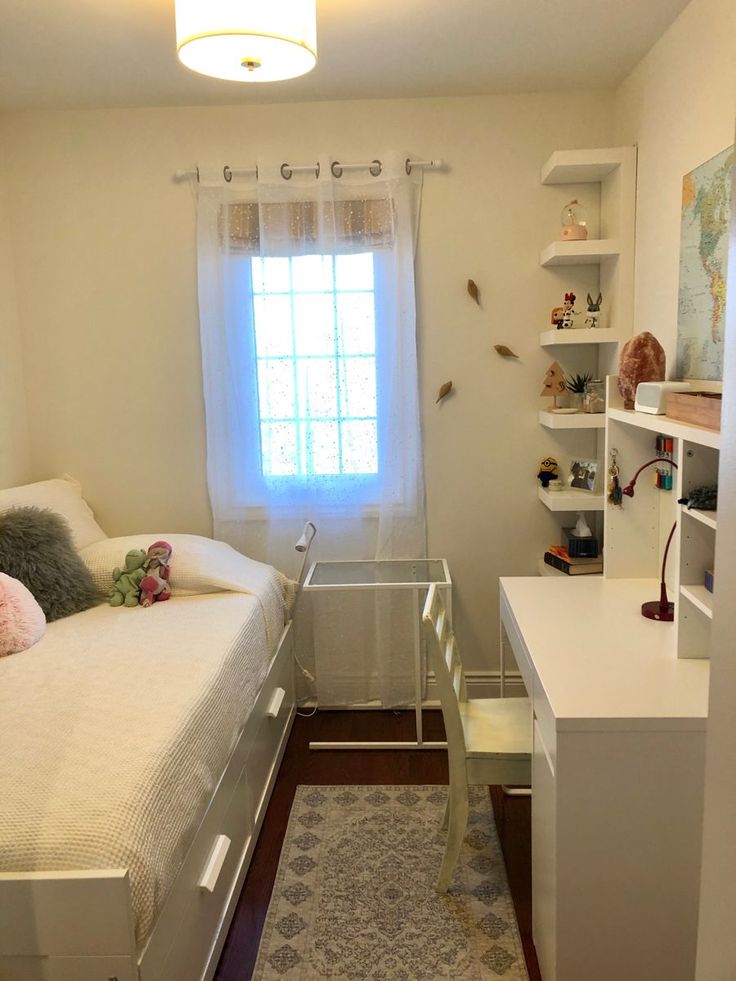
[{"xmin": 665, "ymin": 391, "xmax": 722, "ymax": 431}]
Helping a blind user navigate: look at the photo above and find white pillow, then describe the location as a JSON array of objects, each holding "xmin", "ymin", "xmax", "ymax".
[
  {"xmin": 81, "ymin": 534, "xmax": 229, "ymax": 596},
  {"xmin": 81, "ymin": 535, "xmax": 297, "ymax": 626},
  {"xmin": 0, "ymin": 476, "xmax": 107, "ymax": 551}
]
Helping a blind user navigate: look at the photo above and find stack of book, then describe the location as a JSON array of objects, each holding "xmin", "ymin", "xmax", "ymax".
[{"xmin": 544, "ymin": 545, "xmax": 603, "ymax": 576}]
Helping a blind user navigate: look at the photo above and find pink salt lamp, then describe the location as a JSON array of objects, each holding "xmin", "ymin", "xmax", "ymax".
[{"xmin": 618, "ymin": 332, "xmax": 666, "ymax": 409}]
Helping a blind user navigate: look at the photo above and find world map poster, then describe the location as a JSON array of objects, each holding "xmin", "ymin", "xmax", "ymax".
[{"xmin": 676, "ymin": 144, "xmax": 735, "ymax": 381}]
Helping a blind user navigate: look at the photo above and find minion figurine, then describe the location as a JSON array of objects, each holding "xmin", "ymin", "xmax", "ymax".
[{"xmin": 537, "ymin": 456, "xmax": 559, "ymax": 489}]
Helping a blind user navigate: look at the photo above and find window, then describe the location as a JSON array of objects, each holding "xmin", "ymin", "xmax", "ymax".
[
  {"xmin": 196, "ymin": 171, "xmax": 423, "ymax": 526},
  {"xmin": 251, "ymin": 252, "xmax": 379, "ymax": 481}
]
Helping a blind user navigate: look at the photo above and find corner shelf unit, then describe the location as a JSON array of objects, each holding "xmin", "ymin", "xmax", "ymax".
[
  {"xmin": 537, "ymin": 146, "xmax": 636, "ymax": 523},
  {"xmin": 538, "ymin": 410, "xmax": 605, "ymax": 430},
  {"xmin": 538, "ymin": 487, "xmax": 605, "ymax": 511},
  {"xmin": 605, "ymin": 376, "xmax": 719, "ymax": 660},
  {"xmin": 539, "ymin": 327, "xmax": 625, "ymax": 347},
  {"xmin": 540, "ymin": 239, "xmax": 621, "ymax": 267}
]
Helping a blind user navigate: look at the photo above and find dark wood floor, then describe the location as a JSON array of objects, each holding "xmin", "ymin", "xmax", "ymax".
[{"xmin": 215, "ymin": 710, "xmax": 541, "ymax": 980}]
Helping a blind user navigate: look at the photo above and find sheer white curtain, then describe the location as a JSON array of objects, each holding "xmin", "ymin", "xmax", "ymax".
[{"xmin": 196, "ymin": 154, "xmax": 426, "ymax": 705}]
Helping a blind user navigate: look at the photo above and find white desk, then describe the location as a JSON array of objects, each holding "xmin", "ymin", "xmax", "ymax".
[{"xmin": 500, "ymin": 576, "xmax": 710, "ymax": 981}]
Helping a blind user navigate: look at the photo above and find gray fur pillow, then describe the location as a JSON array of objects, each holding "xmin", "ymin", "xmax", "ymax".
[{"xmin": 0, "ymin": 507, "xmax": 99, "ymax": 622}]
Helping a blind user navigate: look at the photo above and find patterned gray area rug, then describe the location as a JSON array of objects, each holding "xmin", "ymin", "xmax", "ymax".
[{"xmin": 252, "ymin": 785, "xmax": 529, "ymax": 980}]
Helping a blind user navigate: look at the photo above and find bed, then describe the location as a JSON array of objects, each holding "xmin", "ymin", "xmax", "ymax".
[{"xmin": 0, "ymin": 481, "xmax": 312, "ymax": 981}]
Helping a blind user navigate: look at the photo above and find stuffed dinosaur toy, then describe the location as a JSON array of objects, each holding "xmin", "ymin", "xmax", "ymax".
[{"xmin": 110, "ymin": 548, "xmax": 147, "ymax": 608}]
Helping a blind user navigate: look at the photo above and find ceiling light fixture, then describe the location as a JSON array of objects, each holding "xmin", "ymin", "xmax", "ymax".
[{"xmin": 175, "ymin": 0, "xmax": 317, "ymax": 83}]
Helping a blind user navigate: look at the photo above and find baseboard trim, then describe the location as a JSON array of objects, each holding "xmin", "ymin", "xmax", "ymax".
[
  {"xmin": 426, "ymin": 670, "xmax": 526, "ymax": 700},
  {"xmin": 312, "ymin": 671, "xmax": 527, "ymax": 710}
]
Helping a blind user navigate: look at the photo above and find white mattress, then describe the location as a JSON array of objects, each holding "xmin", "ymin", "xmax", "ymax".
[{"xmin": 0, "ymin": 578, "xmax": 288, "ymax": 945}]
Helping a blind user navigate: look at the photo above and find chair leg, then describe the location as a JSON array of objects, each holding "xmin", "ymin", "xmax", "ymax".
[
  {"xmin": 436, "ymin": 780, "xmax": 468, "ymax": 892},
  {"xmin": 440, "ymin": 796, "xmax": 450, "ymax": 830}
]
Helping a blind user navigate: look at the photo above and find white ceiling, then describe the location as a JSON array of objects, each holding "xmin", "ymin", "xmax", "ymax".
[{"xmin": 0, "ymin": 0, "xmax": 690, "ymax": 112}]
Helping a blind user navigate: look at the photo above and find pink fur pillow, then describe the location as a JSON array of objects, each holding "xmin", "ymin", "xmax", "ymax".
[{"xmin": 0, "ymin": 572, "xmax": 46, "ymax": 657}]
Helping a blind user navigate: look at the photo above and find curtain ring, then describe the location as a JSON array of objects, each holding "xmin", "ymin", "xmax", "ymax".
[
  {"xmin": 405, "ymin": 158, "xmax": 412, "ymax": 175},
  {"xmin": 280, "ymin": 162, "xmax": 293, "ymax": 180},
  {"xmin": 331, "ymin": 161, "xmax": 343, "ymax": 178},
  {"xmin": 315, "ymin": 161, "xmax": 320, "ymax": 178},
  {"xmin": 223, "ymin": 165, "xmax": 232, "ymax": 183},
  {"xmin": 370, "ymin": 159, "xmax": 382, "ymax": 177}
]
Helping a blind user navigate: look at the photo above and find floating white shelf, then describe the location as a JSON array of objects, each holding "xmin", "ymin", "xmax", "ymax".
[
  {"xmin": 538, "ymin": 410, "xmax": 606, "ymax": 430},
  {"xmin": 681, "ymin": 506, "xmax": 717, "ymax": 531},
  {"xmin": 540, "ymin": 148, "xmax": 631, "ymax": 185},
  {"xmin": 607, "ymin": 407, "xmax": 721, "ymax": 450},
  {"xmin": 538, "ymin": 487, "xmax": 605, "ymax": 512},
  {"xmin": 540, "ymin": 239, "xmax": 621, "ymax": 267},
  {"xmin": 539, "ymin": 327, "xmax": 624, "ymax": 347},
  {"xmin": 680, "ymin": 585, "xmax": 714, "ymax": 620}
]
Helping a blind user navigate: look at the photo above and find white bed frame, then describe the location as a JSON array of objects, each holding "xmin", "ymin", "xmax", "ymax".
[{"xmin": 0, "ymin": 524, "xmax": 317, "ymax": 981}]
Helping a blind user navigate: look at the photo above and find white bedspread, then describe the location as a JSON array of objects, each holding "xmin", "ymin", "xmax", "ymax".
[{"xmin": 0, "ymin": 555, "xmax": 291, "ymax": 946}]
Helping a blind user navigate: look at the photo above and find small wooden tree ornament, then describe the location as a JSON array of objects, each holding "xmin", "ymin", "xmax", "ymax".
[{"xmin": 541, "ymin": 361, "xmax": 566, "ymax": 409}]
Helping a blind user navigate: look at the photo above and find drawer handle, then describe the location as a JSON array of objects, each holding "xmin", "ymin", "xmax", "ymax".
[
  {"xmin": 198, "ymin": 834, "xmax": 231, "ymax": 893},
  {"xmin": 266, "ymin": 687, "xmax": 286, "ymax": 719}
]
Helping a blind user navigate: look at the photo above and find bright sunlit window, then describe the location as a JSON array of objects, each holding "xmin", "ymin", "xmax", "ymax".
[{"xmin": 251, "ymin": 253, "xmax": 379, "ymax": 479}]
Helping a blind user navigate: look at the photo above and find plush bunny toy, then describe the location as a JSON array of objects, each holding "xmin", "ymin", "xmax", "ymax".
[
  {"xmin": 585, "ymin": 292, "xmax": 603, "ymax": 329},
  {"xmin": 139, "ymin": 540, "xmax": 173, "ymax": 608}
]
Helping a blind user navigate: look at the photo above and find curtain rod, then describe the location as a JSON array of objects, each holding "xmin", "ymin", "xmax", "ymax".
[{"xmin": 174, "ymin": 158, "xmax": 445, "ymax": 183}]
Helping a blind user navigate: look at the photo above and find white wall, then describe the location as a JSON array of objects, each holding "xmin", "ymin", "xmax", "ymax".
[
  {"xmin": 615, "ymin": 0, "xmax": 736, "ymax": 373},
  {"xmin": 613, "ymin": 0, "xmax": 736, "ymax": 973},
  {"xmin": 696, "ymin": 158, "xmax": 736, "ymax": 981},
  {"xmin": 0, "ymin": 139, "xmax": 29, "ymax": 487},
  {"xmin": 0, "ymin": 91, "xmax": 615, "ymax": 672}
]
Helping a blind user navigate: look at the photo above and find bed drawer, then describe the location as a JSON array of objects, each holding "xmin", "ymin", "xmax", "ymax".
[
  {"xmin": 141, "ymin": 626, "xmax": 296, "ymax": 981},
  {"xmin": 149, "ymin": 763, "xmax": 254, "ymax": 981},
  {"xmin": 244, "ymin": 644, "xmax": 296, "ymax": 817},
  {"xmin": 0, "ymin": 955, "xmax": 137, "ymax": 981}
]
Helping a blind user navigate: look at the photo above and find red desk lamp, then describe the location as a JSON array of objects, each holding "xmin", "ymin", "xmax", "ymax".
[{"xmin": 622, "ymin": 457, "xmax": 678, "ymax": 622}]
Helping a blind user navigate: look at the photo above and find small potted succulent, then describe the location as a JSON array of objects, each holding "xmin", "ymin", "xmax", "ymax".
[{"xmin": 565, "ymin": 372, "xmax": 592, "ymax": 412}]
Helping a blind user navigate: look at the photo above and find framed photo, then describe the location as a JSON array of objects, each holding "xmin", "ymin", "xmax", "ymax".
[{"xmin": 568, "ymin": 459, "xmax": 598, "ymax": 492}]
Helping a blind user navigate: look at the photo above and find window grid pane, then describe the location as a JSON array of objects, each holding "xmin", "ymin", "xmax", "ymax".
[{"xmin": 252, "ymin": 254, "xmax": 378, "ymax": 478}]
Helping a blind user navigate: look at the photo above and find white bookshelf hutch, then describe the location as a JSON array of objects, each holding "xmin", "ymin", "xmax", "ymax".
[
  {"xmin": 536, "ymin": 147, "xmax": 637, "ymax": 548},
  {"xmin": 606, "ymin": 377, "xmax": 719, "ymax": 660},
  {"xmin": 508, "ymin": 146, "xmax": 720, "ymax": 978},
  {"xmin": 534, "ymin": 146, "xmax": 719, "ymax": 657}
]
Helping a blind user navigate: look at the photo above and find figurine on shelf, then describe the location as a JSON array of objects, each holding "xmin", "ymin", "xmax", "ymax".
[
  {"xmin": 560, "ymin": 200, "xmax": 588, "ymax": 241},
  {"xmin": 541, "ymin": 361, "xmax": 567, "ymax": 409},
  {"xmin": 551, "ymin": 291, "xmax": 577, "ymax": 329},
  {"xmin": 537, "ymin": 456, "xmax": 560, "ymax": 489},
  {"xmin": 585, "ymin": 292, "xmax": 603, "ymax": 329}
]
